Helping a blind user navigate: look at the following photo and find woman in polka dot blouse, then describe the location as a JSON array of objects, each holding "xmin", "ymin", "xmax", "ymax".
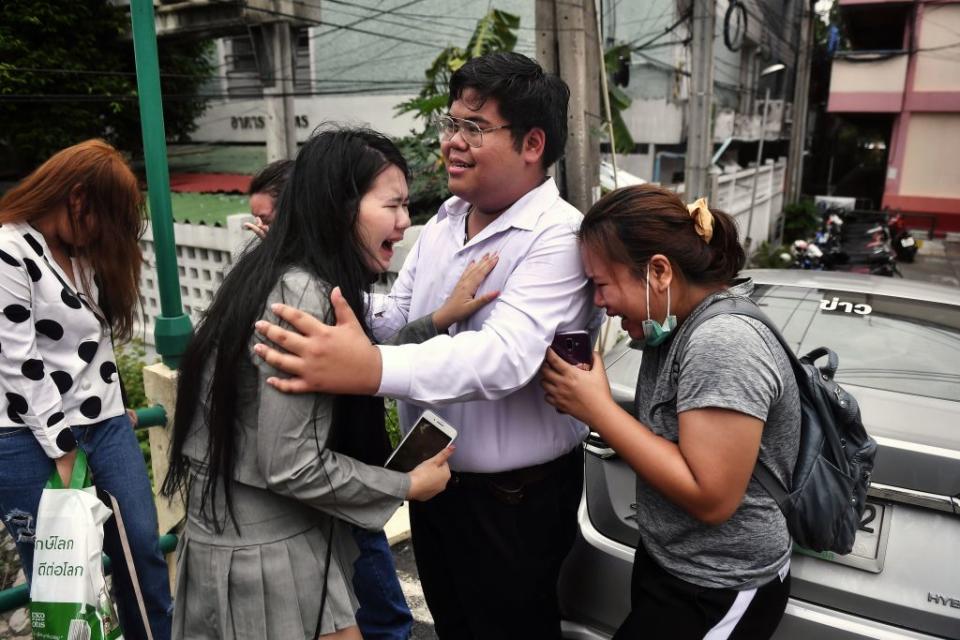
[{"xmin": 0, "ymin": 140, "xmax": 172, "ymax": 639}]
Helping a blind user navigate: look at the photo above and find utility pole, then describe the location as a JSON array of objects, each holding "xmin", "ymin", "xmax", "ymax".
[
  {"xmin": 786, "ymin": 0, "xmax": 816, "ymax": 204},
  {"xmin": 536, "ymin": 0, "xmax": 601, "ymax": 214},
  {"xmin": 263, "ymin": 21, "xmax": 298, "ymax": 162},
  {"xmin": 685, "ymin": 0, "xmax": 716, "ymax": 201}
]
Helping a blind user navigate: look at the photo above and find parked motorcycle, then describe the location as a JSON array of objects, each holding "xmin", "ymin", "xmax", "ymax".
[
  {"xmin": 789, "ymin": 207, "xmax": 903, "ymax": 277},
  {"xmin": 888, "ymin": 212, "xmax": 919, "ymax": 262}
]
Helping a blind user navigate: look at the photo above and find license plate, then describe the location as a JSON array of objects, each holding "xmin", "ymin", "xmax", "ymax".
[{"xmin": 794, "ymin": 500, "xmax": 892, "ymax": 573}]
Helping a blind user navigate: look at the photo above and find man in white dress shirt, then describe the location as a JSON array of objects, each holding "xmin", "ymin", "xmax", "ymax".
[{"xmin": 254, "ymin": 52, "xmax": 597, "ymax": 639}]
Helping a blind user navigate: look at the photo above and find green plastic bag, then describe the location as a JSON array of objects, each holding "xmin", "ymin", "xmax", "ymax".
[{"xmin": 29, "ymin": 449, "xmax": 123, "ymax": 640}]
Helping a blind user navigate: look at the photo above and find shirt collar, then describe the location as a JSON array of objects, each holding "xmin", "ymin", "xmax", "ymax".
[
  {"xmin": 436, "ymin": 177, "xmax": 561, "ymax": 232},
  {"xmin": 7, "ymin": 221, "xmax": 105, "ymax": 321}
]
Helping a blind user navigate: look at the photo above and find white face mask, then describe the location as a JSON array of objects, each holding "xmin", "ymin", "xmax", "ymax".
[{"xmin": 639, "ymin": 263, "xmax": 677, "ymax": 347}]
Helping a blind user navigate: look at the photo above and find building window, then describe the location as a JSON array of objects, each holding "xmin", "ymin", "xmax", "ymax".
[
  {"xmin": 840, "ymin": 4, "xmax": 911, "ymax": 52},
  {"xmin": 226, "ymin": 36, "xmax": 264, "ymax": 98}
]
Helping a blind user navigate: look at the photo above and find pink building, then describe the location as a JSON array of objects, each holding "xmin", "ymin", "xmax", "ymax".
[{"xmin": 828, "ymin": 0, "xmax": 960, "ymax": 232}]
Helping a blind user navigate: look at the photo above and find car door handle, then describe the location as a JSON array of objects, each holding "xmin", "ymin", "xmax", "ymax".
[{"xmin": 584, "ymin": 431, "xmax": 617, "ymax": 459}]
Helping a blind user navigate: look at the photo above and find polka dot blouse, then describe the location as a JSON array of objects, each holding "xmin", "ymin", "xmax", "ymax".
[{"xmin": 0, "ymin": 222, "xmax": 124, "ymax": 458}]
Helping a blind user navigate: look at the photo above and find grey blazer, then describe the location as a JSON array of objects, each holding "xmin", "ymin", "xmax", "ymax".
[{"xmin": 172, "ymin": 268, "xmax": 438, "ymax": 640}]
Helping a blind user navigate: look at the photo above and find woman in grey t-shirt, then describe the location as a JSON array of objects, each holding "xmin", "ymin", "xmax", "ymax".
[{"xmin": 542, "ymin": 184, "xmax": 800, "ymax": 639}]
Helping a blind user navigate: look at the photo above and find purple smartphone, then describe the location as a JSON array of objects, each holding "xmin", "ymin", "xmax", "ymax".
[{"xmin": 551, "ymin": 330, "xmax": 593, "ymax": 368}]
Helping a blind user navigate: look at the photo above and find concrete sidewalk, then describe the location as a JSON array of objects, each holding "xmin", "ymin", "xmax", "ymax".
[
  {"xmin": 899, "ymin": 233, "xmax": 960, "ymax": 287},
  {"xmin": 385, "ymin": 501, "xmax": 412, "ymax": 545},
  {"xmin": 385, "ymin": 506, "xmax": 437, "ymax": 637}
]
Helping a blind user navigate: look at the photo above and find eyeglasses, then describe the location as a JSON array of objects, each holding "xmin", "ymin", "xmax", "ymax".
[{"xmin": 433, "ymin": 115, "xmax": 513, "ymax": 148}]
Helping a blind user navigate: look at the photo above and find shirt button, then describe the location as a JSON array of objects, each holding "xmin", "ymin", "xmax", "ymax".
[{"xmin": 82, "ymin": 381, "xmax": 92, "ymax": 391}]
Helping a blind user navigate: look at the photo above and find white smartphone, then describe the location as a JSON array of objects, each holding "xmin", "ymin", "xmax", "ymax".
[{"xmin": 384, "ymin": 410, "xmax": 458, "ymax": 473}]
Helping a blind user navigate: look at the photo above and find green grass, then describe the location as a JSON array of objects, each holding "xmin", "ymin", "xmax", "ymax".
[
  {"xmin": 144, "ymin": 144, "xmax": 269, "ymax": 175},
  {"xmin": 145, "ymin": 191, "xmax": 249, "ymax": 226}
]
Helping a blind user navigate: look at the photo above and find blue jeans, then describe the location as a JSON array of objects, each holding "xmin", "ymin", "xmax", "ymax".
[
  {"xmin": 352, "ymin": 526, "xmax": 413, "ymax": 640},
  {"xmin": 0, "ymin": 414, "xmax": 172, "ymax": 640}
]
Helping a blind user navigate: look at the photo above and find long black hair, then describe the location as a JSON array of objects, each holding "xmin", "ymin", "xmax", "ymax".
[{"xmin": 161, "ymin": 126, "xmax": 409, "ymax": 530}]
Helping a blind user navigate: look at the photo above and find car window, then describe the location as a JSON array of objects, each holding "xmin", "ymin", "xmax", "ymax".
[{"xmin": 751, "ymin": 284, "xmax": 960, "ymax": 403}]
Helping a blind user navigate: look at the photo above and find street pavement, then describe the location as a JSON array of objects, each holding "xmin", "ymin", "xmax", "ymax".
[
  {"xmin": 384, "ymin": 504, "xmax": 437, "ymax": 638},
  {"xmin": 392, "ymin": 539, "xmax": 438, "ymax": 639},
  {"xmin": 898, "ymin": 234, "xmax": 960, "ymax": 286}
]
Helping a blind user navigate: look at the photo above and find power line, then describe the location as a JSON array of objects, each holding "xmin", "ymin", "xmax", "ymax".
[
  {"xmin": 740, "ymin": 3, "xmax": 799, "ymax": 57},
  {"xmin": 313, "ymin": 1, "xmax": 472, "ymax": 43},
  {"xmin": 630, "ymin": 9, "xmax": 692, "ymax": 51},
  {"xmin": 643, "ymin": 38, "xmax": 692, "ymax": 50},
  {"xmin": 322, "ymin": 40, "xmax": 410, "ymax": 79},
  {"xmin": 307, "ymin": 0, "xmax": 432, "ymax": 40},
  {"xmin": 317, "ymin": 1, "xmax": 475, "ymax": 38},
  {"xmin": 618, "ymin": 12, "xmax": 678, "ymax": 28},
  {"xmin": 921, "ymin": 14, "xmax": 960, "ymax": 42},
  {"xmin": 0, "ymin": 65, "xmax": 432, "ymax": 87},
  {"xmin": 320, "ymin": 49, "xmax": 431, "ymax": 73},
  {"xmin": 0, "ymin": 85, "xmax": 424, "ymax": 104},
  {"xmin": 624, "ymin": 0, "xmax": 671, "ymax": 40},
  {"xmin": 916, "ymin": 39, "xmax": 960, "ymax": 53},
  {"xmin": 309, "ymin": 0, "xmax": 498, "ymax": 81},
  {"xmin": 239, "ymin": 2, "xmax": 448, "ymax": 50},
  {"xmin": 632, "ymin": 50, "xmax": 691, "ymax": 77}
]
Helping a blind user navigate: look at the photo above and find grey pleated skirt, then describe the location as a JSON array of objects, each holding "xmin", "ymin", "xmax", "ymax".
[{"xmin": 171, "ymin": 478, "xmax": 360, "ymax": 640}]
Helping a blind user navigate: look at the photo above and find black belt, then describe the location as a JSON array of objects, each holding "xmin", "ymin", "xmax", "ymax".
[{"xmin": 450, "ymin": 446, "xmax": 581, "ymax": 505}]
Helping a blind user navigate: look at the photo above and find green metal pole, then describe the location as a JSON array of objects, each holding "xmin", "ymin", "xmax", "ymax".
[
  {"xmin": 130, "ymin": 0, "xmax": 192, "ymax": 369},
  {"xmin": 133, "ymin": 404, "xmax": 168, "ymax": 429},
  {"xmin": 0, "ymin": 534, "xmax": 180, "ymax": 613}
]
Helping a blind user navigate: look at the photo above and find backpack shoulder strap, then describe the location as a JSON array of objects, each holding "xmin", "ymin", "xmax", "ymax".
[
  {"xmin": 673, "ymin": 296, "xmax": 799, "ymax": 506},
  {"xmin": 675, "ymin": 296, "xmax": 803, "ymax": 375}
]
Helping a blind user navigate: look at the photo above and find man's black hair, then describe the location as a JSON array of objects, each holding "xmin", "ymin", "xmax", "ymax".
[
  {"xmin": 249, "ymin": 159, "xmax": 294, "ymax": 198},
  {"xmin": 448, "ymin": 51, "xmax": 570, "ymax": 169}
]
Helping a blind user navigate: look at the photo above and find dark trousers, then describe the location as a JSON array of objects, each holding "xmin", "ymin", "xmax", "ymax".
[
  {"xmin": 613, "ymin": 542, "xmax": 790, "ymax": 640},
  {"xmin": 409, "ymin": 446, "xmax": 583, "ymax": 640}
]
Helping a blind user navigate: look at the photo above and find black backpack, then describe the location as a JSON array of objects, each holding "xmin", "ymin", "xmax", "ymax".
[{"xmin": 675, "ymin": 296, "xmax": 878, "ymax": 554}]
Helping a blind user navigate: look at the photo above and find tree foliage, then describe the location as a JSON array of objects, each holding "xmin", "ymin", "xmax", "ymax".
[
  {"xmin": 0, "ymin": 0, "xmax": 214, "ymax": 173},
  {"xmin": 394, "ymin": 10, "xmax": 520, "ymax": 223},
  {"xmin": 116, "ymin": 339, "xmax": 159, "ymax": 483},
  {"xmin": 116, "ymin": 339, "xmax": 150, "ymax": 409},
  {"xmin": 604, "ymin": 43, "xmax": 635, "ymax": 154},
  {"xmin": 395, "ymin": 9, "xmax": 520, "ymax": 124},
  {"xmin": 782, "ymin": 198, "xmax": 822, "ymax": 242},
  {"xmin": 747, "ymin": 241, "xmax": 793, "ymax": 269}
]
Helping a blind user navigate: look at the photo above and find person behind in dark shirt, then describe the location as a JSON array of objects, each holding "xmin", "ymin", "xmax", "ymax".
[{"xmin": 244, "ymin": 159, "xmax": 293, "ymax": 239}]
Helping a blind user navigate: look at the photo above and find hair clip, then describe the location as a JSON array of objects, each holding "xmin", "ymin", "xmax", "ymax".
[{"xmin": 686, "ymin": 197, "xmax": 714, "ymax": 244}]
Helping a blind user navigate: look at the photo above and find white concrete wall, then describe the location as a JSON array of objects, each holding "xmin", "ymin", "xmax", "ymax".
[
  {"xmin": 914, "ymin": 4, "xmax": 960, "ymax": 92},
  {"xmin": 621, "ymin": 98, "xmax": 685, "ymax": 145},
  {"xmin": 710, "ymin": 158, "xmax": 787, "ymax": 244},
  {"xmin": 190, "ymin": 94, "xmax": 421, "ymax": 143},
  {"xmin": 899, "ymin": 114, "xmax": 960, "ymax": 199},
  {"xmin": 830, "ymin": 57, "xmax": 908, "ymax": 94}
]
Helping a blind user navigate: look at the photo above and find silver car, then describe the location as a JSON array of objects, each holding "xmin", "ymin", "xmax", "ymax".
[{"xmin": 559, "ymin": 269, "xmax": 960, "ymax": 639}]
